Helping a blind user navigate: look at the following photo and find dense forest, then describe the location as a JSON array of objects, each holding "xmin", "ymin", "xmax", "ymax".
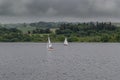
[{"xmin": 0, "ymin": 22, "xmax": 120, "ymax": 42}]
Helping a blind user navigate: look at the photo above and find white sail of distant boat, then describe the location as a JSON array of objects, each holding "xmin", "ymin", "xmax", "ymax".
[
  {"xmin": 64, "ymin": 38, "xmax": 68, "ymax": 46},
  {"xmin": 47, "ymin": 37, "xmax": 54, "ymax": 50}
]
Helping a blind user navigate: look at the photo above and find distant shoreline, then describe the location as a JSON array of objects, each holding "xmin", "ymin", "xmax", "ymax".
[{"xmin": 0, "ymin": 22, "xmax": 120, "ymax": 42}]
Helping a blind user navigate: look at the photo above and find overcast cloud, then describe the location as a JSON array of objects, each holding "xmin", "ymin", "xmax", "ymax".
[{"xmin": 0, "ymin": 0, "xmax": 120, "ymax": 23}]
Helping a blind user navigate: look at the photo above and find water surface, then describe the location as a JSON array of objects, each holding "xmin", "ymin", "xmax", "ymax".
[{"xmin": 0, "ymin": 43, "xmax": 120, "ymax": 80}]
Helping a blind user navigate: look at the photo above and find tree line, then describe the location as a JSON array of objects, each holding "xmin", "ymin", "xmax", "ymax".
[{"xmin": 0, "ymin": 22, "xmax": 120, "ymax": 42}]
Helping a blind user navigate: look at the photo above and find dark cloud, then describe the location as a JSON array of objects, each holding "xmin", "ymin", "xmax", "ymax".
[{"xmin": 0, "ymin": 0, "xmax": 120, "ymax": 23}]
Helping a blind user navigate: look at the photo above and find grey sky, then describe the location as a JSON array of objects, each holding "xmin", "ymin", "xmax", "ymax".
[{"xmin": 0, "ymin": 0, "xmax": 120, "ymax": 23}]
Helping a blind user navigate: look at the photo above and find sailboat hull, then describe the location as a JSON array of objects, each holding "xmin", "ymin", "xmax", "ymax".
[
  {"xmin": 48, "ymin": 49, "xmax": 54, "ymax": 51},
  {"xmin": 64, "ymin": 44, "xmax": 68, "ymax": 46},
  {"xmin": 48, "ymin": 47, "xmax": 54, "ymax": 51}
]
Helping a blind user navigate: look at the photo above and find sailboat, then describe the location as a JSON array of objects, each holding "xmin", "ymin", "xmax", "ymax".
[
  {"xmin": 47, "ymin": 37, "xmax": 54, "ymax": 50},
  {"xmin": 64, "ymin": 38, "xmax": 68, "ymax": 46}
]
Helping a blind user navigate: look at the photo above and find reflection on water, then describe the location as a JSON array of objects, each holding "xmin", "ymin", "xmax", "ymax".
[{"xmin": 0, "ymin": 43, "xmax": 119, "ymax": 80}]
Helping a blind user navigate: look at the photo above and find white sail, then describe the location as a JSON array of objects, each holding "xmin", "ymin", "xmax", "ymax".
[
  {"xmin": 48, "ymin": 37, "xmax": 52, "ymax": 45},
  {"xmin": 47, "ymin": 37, "xmax": 53, "ymax": 50},
  {"xmin": 64, "ymin": 38, "xmax": 68, "ymax": 46}
]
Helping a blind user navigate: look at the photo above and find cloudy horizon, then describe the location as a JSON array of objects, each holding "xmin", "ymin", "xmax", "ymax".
[{"xmin": 0, "ymin": 0, "xmax": 120, "ymax": 23}]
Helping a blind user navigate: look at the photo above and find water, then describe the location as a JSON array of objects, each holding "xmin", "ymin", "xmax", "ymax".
[{"xmin": 0, "ymin": 43, "xmax": 120, "ymax": 80}]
